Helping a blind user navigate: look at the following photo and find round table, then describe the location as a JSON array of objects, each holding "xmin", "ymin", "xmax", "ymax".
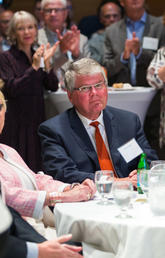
[
  {"xmin": 45, "ymin": 87, "xmax": 156, "ymax": 126},
  {"xmin": 54, "ymin": 198, "xmax": 165, "ymax": 258}
]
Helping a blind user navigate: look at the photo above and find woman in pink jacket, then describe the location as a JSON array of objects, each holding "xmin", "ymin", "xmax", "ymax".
[{"xmin": 0, "ymin": 87, "xmax": 95, "ymax": 226}]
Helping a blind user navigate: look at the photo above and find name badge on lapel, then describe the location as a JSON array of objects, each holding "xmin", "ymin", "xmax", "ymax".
[
  {"xmin": 118, "ymin": 138, "xmax": 143, "ymax": 163},
  {"xmin": 142, "ymin": 37, "xmax": 159, "ymax": 51}
]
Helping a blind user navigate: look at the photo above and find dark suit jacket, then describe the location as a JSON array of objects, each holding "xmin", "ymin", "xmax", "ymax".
[
  {"xmin": 4, "ymin": 207, "xmax": 46, "ymax": 258},
  {"xmin": 104, "ymin": 14, "xmax": 165, "ymax": 86},
  {"xmin": 39, "ymin": 106, "xmax": 158, "ymax": 184}
]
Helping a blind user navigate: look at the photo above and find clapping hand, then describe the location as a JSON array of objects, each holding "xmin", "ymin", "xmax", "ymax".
[
  {"xmin": 44, "ymin": 41, "xmax": 60, "ymax": 72},
  {"xmin": 56, "ymin": 25, "xmax": 80, "ymax": 58},
  {"xmin": 123, "ymin": 32, "xmax": 140, "ymax": 59}
]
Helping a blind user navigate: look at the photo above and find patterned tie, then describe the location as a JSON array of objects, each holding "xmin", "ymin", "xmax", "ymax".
[{"xmin": 90, "ymin": 121, "xmax": 115, "ymax": 173}]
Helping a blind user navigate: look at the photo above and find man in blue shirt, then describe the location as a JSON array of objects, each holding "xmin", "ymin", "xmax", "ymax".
[
  {"xmin": 103, "ymin": 0, "xmax": 165, "ymax": 157},
  {"xmin": 103, "ymin": 0, "xmax": 165, "ymax": 86}
]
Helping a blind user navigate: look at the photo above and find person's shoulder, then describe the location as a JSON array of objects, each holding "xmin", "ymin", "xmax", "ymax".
[
  {"xmin": 39, "ymin": 109, "xmax": 71, "ymax": 129},
  {"xmin": 105, "ymin": 19, "xmax": 124, "ymax": 33},
  {"xmin": 147, "ymin": 14, "xmax": 164, "ymax": 25},
  {"xmin": 38, "ymin": 27, "xmax": 48, "ymax": 44},
  {"xmin": 0, "ymin": 143, "xmax": 19, "ymax": 156},
  {"xmin": 79, "ymin": 32, "xmax": 88, "ymax": 42}
]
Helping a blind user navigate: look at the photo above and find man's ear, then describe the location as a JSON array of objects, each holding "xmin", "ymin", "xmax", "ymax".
[{"xmin": 67, "ymin": 90, "xmax": 73, "ymax": 104}]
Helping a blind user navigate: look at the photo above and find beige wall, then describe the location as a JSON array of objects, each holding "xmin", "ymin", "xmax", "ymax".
[{"xmin": 10, "ymin": 0, "xmax": 165, "ymax": 22}]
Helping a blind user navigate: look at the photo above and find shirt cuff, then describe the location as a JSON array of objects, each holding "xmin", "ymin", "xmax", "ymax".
[
  {"xmin": 120, "ymin": 52, "xmax": 128, "ymax": 64},
  {"xmin": 59, "ymin": 183, "xmax": 70, "ymax": 192},
  {"xmin": 135, "ymin": 47, "xmax": 142, "ymax": 60},
  {"xmin": 26, "ymin": 242, "xmax": 38, "ymax": 258},
  {"xmin": 32, "ymin": 191, "xmax": 47, "ymax": 220}
]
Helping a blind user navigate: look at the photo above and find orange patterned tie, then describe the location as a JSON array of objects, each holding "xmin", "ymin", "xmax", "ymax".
[{"xmin": 90, "ymin": 121, "xmax": 114, "ymax": 172}]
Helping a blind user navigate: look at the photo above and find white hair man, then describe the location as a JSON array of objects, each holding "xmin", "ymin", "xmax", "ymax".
[{"xmin": 38, "ymin": 0, "xmax": 90, "ymax": 85}]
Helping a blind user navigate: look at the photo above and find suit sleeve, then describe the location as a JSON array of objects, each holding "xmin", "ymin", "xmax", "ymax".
[{"xmin": 39, "ymin": 123, "xmax": 95, "ymax": 184}]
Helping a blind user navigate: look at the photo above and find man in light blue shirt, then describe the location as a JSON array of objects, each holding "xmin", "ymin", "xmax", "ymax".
[{"xmin": 2, "ymin": 205, "xmax": 83, "ymax": 258}]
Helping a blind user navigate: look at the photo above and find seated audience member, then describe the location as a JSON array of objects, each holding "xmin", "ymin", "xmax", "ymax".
[
  {"xmin": 39, "ymin": 58, "xmax": 158, "ymax": 185},
  {"xmin": 0, "ymin": 11, "xmax": 59, "ymax": 172},
  {"xmin": 89, "ymin": 0, "xmax": 123, "ymax": 64},
  {"xmin": 38, "ymin": 0, "xmax": 90, "ymax": 85},
  {"xmin": 0, "ymin": 197, "xmax": 83, "ymax": 258},
  {"xmin": 33, "ymin": 0, "xmax": 44, "ymax": 28},
  {"xmin": 0, "ymin": 89, "xmax": 95, "ymax": 239},
  {"xmin": 0, "ymin": 9, "xmax": 13, "ymax": 51}
]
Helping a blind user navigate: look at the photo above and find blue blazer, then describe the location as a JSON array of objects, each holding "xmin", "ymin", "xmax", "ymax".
[{"xmin": 39, "ymin": 106, "xmax": 158, "ymax": 183}]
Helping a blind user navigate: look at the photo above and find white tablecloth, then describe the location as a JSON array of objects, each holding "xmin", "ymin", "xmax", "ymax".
[
  {"xmin": 54, "ymin": 199, "xmax": 165, "ymax": 258},
  {"xmin": 44, "ymin": 87, "xmax": 156, "ymax": 125}
]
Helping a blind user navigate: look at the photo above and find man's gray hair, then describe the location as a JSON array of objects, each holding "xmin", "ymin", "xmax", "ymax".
[
  {"xmin": 65, "ymin": 58, "xmax": 108, "ymax": 92},
  {"xmin": 41, "ymin": 0, "xmax": 67, "ymax": 9}
]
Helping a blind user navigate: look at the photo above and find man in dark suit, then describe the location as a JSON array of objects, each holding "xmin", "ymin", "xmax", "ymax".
[
  {"xmin": 39, "ymin": 58, "xmax": 157, "ymax": 185},
  {"xmin": 0, "ymin": 199, "xmax": 83, "ymax": 258}
]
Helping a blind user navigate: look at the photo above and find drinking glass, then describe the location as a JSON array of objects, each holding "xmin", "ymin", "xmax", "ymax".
[
  {"xmin": 112, "ymin": 181, "xmax": 133, "ymax": 218},
  {"xmin": 139, "ymin": 169, "xmax": 149, "ymax": 197},
  {"xmin": 148, "ymin": 170, "xmax": 165, "ymax": 216},
  {"xmin": 95, "ymin": 170, "xmax": 114, "ymax": 205},
  {"xmin": 150, "ymin": 160, "xmax": 165, "ymax": 170}
]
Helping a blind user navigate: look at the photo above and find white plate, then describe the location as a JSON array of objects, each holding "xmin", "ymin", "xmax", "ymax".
[{"xmin": 108, "ymin": 87, "xmax": 144, "ymax": 91}]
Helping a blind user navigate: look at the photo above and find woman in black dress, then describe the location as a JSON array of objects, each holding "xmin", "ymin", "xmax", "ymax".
[{"xmin": 0, "ymin": 11, "xmax": 59, "ymax": 171}]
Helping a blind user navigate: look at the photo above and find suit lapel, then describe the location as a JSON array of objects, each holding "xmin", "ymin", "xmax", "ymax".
[
  {"xmin": 143, "ymin": 14, "xmax": 151, "ymax": 37},
  {"xmin": 68, "ymin": 108, "xmax": 100, "ymax": 167},
  {"xmin": 120, "ymin": 19, "xmax": 127, "ymax": 50},
  {"xmin": 103, "ymin": 108, "xmax": 121, "ymax": 163}
]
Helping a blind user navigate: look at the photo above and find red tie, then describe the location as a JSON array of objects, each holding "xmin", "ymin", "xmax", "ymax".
[{"xmin": 90, "ymin": 121, "xmax": 115, "ymax": 173}]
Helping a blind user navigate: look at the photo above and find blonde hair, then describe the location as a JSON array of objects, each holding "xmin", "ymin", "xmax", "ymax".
[
  {"xmin": 64, "ymin": 58, "xmax": 108, "ymax": 91},
  {"xmin": 7, "ymin": 11, "xmax": 37, "ymax": 44},
  {"xmin": 0, "ymin": 80, "xmax": 6, "ymax": 111}
]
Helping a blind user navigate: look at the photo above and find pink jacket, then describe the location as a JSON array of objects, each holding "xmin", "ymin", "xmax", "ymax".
[{"xmin": 0, "ymin": 144, "xmax": 67, "ymax": 218}]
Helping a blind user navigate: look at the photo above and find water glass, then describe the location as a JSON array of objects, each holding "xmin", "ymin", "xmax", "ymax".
[
  {"xmin": 148, "ymin": 170, "xmax": 165, "ymax": 216},
  {"xmin": 150, "ymin": 160, "xmax": 165, "ymax": 170},
  {"xmin": 112, "ymin": 181, "xmax": 133, "ymax": 218},
  {"xmin": 95, "ymin": 170, "xmax": 114, "ymax": 205}
]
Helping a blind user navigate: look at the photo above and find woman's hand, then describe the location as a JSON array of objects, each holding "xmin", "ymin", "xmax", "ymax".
[
  {"xmin": 44, "ymin": 41, "xmax": 59, "ymax": 72},
  {"xmin": 32, "ymin": 45, "xmax": 44, "ymax": 71},
  {"xmin": 64, "ymin": 184, "xmax": 94, "ymax": 202},
  {"xmin": 47, "ymin": 184, "xmax": 94, "ymax": 206},
  {"xmin": 81, "ymin": 179, "xmax": 96, "ymax": 196}
]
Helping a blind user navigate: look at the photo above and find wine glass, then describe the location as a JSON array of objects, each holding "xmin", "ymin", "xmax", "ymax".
[
  {"xmin": 139, "ymin": 169, "xmax": 149, "ymax": 197},
  {"xmin": 112, "ymin": 181, "xmax": 133, "ymax": 218},
  {"xmin": 95, "ymin": 170, "xmax": 114, "ymax": 205}
]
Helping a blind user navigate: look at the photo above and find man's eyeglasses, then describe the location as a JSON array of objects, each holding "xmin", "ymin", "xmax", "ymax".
[
  {"xmin": 43, "ymin": 8, "xmax": 66, "ymax": 14},
  {"xmin": 73, "ymin": 81, "xmax": 106, "ymax": 93}
]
